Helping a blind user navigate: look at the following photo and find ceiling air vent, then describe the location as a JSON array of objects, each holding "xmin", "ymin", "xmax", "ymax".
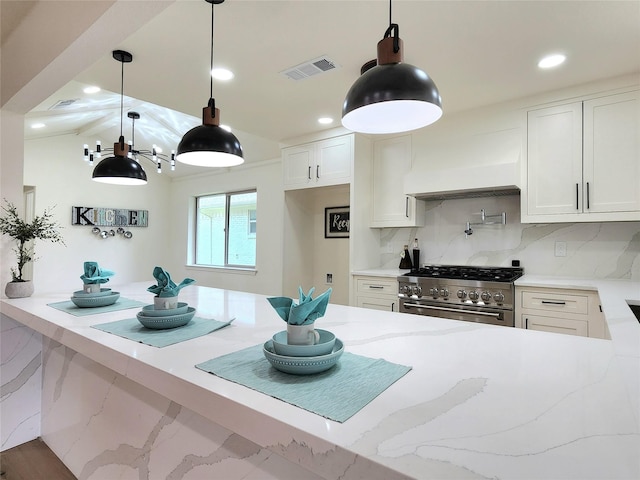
[
  {"xmin": 49, "ymin": 99, "xmax": 78, "ymax": 110},
  {"xmin": 281, "ymin": 56, "xmax": 338, "ymax": 81}
]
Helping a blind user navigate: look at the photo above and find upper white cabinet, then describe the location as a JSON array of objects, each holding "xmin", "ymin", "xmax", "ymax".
[
  {"xmin": 282, "ymin": 134, "xmax": 353, "ymax": 190},
  {"xmin": 523, "ymin": 90, "xmax": 640, "ymax": 222},
  {"xmin": 370, "ymin": 135, "xmax": 425, "ymax": 227}
]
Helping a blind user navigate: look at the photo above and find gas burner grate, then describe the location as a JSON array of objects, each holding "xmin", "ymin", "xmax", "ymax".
[{"xmin": 407, "ymin": 265, "xmax": 523, "ymax": 282}]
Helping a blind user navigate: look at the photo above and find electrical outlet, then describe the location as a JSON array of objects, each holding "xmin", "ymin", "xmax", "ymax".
[
  {"xmin": 385, "ymin": 242, "xmax": 394, "ymax": 254},
  {"xmin": 326, "ymin": 273, "xmax": 333, "ymax": 284},
  {"xmin": 555, "ymin": 241, "xmax": 567, "ymax": 257}
]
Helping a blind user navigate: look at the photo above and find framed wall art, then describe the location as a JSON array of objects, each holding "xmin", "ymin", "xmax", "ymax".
[{"xmin": 325, "ymin": 206, "xmax": 350, "ymax": 238}]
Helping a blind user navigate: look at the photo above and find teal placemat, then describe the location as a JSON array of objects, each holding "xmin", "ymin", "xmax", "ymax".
[
  {"xmin": 91, "ymin": 317, "xmax": 234, "ymax": 348},
  {"xmin": 48, "ymin": 298, "xmax": 145, "ymax": 316},
  {"xmin": 196, "ymin": 345, "xmax": 412, "ymax": 423}
]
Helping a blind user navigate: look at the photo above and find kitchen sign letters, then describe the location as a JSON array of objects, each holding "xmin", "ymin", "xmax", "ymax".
[
  {"xmin": 325, "ymin": 206, "xmax": 350, "ymax": 238},
  {"xmin": 72, "ymin": 206, "xmax": 148, "ymax": 227}
]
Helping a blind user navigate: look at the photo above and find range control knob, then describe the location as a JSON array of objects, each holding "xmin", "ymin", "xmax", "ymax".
[
  {"xmin": 480, "ymin": 291, "xmax": 492, "ymax": 302},
  {"xmin": 468, "ymin": 291, "xmax": 479, "ymax": 301},
  {"xmin": 457, "ymin": 289, "xmax": 467, "ymax": 299},
  {"xmin": 493, "ymin": 292, "xmax": 505, "ymax": 303},
  {"xmin": 412, "ymin": 285, "xmax": 422, "ymax": 297},
  {"xmin": 429, "ymin": 287, "xmax": 439, "ymax": 298},
  {"xmin": 439, "ymin": 288, "xmax": 449, "ymax": 298}
]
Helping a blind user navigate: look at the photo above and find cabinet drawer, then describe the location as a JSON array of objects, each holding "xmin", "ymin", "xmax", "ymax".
[
  {"xmin": 523, "ymin": 314, "xmax": 588, "ymax": 337},
  {"xmin": 521, "ymin": 290, "xmax": 589, "ymax": 315},
  {"xmin": 355, "ymin": 277, "xmax": 398, "ymax": 296},
  {"xmin": 356, "ymin": 295, "xmax": 397, "ymax": 312}
]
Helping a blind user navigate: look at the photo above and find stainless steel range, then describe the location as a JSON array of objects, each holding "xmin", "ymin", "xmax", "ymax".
[{"xmin": 397, "ymin": 265, "xmax": 524, "ymax": 327}]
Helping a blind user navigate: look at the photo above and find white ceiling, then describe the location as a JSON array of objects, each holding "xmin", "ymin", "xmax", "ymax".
[{"xmin": 14, "ymin": 0, "xmax": 640, "ymax": 177}]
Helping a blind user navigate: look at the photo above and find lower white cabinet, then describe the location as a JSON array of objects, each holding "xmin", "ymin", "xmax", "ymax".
[
  {"xmin": 353, "ymin": 275, "xmax": 398, "ymax": 312},
  {"xmin": 515, "ymin": 286, "xmax": 608, "ymax": 339}
]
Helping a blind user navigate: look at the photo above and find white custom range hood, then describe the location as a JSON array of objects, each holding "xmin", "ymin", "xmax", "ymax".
[{"xmin": 405, "ymin": 127, "xmax": 522, "ymax": 200}]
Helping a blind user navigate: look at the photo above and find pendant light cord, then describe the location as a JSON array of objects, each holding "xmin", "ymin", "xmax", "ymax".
[
  {"xmin": 208, "ymin": 0, "xmax": 216, "ymax": 111},
  {"xmin": 119, "ymin": 57, "xmax": 125, "ymax": 147},
  {"xmin": 384, "ymin": 0, "xmax": 400, "ymax": 53}
]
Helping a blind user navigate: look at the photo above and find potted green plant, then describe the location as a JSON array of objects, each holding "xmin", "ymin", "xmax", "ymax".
[{"xmin": 0, "ymin": 199, "xmax": 65, "ymax": 298}]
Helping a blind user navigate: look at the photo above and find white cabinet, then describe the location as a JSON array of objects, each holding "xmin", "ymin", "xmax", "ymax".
[
  {"xmin": 282, "ymin": 134, "xmax": 353, "ymax": 190},
  {"xmin": 353, "ymin": 275, "xmax": 398, "ymax": 312},
  {"xmin": 523, "ymin": 90, "xmax": 640, "ymax": 223},
  {"xmin": 370, "ymin": 135, "xmax": 425, "ymax": 227},
  {"xmin": 515, "ymin": 286, "xmax": 608, "ymax": 339}
]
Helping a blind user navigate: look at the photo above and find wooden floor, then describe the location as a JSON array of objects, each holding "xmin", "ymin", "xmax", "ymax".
[{"xmin": 0, "ymin": 438, "xmax": 76, "ymax": 480}]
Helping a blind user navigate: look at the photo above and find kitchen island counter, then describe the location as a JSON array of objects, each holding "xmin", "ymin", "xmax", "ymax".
[{"xmin": 2, "ymin": 282, "xmax": 639, "ymax": 479}]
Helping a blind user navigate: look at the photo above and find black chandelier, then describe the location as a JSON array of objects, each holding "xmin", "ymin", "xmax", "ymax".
[
  {"xmin": 84, "ymin": 111, "xmax": 175, "ymax": 175},
  {"xmin": 86, "ymin": 50, "xmax": 174, "ymax": 185}
]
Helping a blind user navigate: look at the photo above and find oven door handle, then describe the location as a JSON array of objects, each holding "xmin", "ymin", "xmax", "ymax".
[{"xmin": 402, "ymin": 303, "xmax": 502, "ymax": 318}]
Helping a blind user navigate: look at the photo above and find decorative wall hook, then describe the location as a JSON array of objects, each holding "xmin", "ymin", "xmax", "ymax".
[{"xmin": 91, "ymin": 226, "xmax": 133, "ymax": 239}]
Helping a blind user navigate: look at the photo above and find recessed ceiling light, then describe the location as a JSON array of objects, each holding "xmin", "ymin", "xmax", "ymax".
[
  {"xmin": 538, "ymin": 54, "xmax": 566, "ymax": 69},
  {"xmin": 31, "ymin": 123, "xmax": 46, "ymax": 129},
  {"xmin": 83, "ymin": 86, "xmax": 101, "ymax": 94},
  {"xmin": 220, "ymin": 124, "xmax": 232, "ymax": 132},
  {"xmin": 211, "ymin": 68, "xmax": 234, "ymax": 81},
  {"xmin": 318, "ymin": 117, "xmax": 333, "ymax": 125}
]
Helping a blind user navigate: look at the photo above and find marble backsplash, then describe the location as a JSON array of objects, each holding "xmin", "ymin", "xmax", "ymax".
[{"xmin": 379, "ymin": 195, "xmax": 640, "ymax": 281}]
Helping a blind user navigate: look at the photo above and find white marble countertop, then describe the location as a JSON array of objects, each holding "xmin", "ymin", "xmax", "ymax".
[
  {"xmin": 352, "ymin": 268, "xmax": 409, "ymax": 278},
  {"xmin": 2, "ymin": 282, "xmax": 639, "ymax": 479}
]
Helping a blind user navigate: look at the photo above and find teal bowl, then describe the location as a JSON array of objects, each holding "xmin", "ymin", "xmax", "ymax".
[
  {"xmin": 272, "ymin": 329, "xmax": 336, "ymax": 357},
  {"xmin": 136, "ymin": 307, "xmax": 196, "ymax": 329},
  {"xmin": 70, "ymin": 292, "xmax": 119, "ymax": 308},
  {"xmin": 141, "ymin": 302, "xmax": 189, "ymax": 317},
  {"xmin": 263, "ymin": 338, "xmax": 344, "ymax": 375}
]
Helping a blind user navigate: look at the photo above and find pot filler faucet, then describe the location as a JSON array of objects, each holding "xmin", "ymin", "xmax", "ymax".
[{"xmin": 464, "ymin": 209, "xmax": 506, "ymax": 236}]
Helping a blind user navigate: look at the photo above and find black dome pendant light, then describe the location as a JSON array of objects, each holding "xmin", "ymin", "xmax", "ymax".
[
  {"xmin": 342, "ymin": 0, "xmax": 442, "ymax": 134},
  {"xmin": 92, "ymin": 50, "xmax": 148, "ymax": 185},
  {"xmin": 176, "ymin": 0, "xmax": 244, "ymax": 168}
]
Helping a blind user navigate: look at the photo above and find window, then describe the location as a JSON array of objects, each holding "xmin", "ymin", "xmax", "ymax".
[{"xmin": 196, "ymin": 190, "xmax": 257, "ymax": 268}]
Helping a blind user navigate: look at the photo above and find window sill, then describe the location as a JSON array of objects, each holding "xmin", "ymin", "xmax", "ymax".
[{"xmin": 185, "ymin": 264, "xmax": 257, "ymax": 276}]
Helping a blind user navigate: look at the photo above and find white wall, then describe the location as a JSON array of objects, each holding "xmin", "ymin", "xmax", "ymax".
[
  {"xmin": 23, "ymin": 134, "xmax": 172, "ymax": 294},
  {"xmin": 168, "ymin": 159, "xmax": 284, "ymax": 296}
]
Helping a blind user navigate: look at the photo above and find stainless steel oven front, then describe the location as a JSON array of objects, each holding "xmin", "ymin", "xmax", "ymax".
[
  {"xmin": 398, "ymin": 296, "xmax": 514, "ymax": 327},
  {"xmin": 397, "ymin": 271, "xmax": 520, "ymax": 327}
]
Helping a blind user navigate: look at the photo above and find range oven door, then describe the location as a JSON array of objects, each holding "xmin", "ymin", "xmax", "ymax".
[{"xmin": 399, "ymin": 298, "xmax": 514, "ymax": 327}]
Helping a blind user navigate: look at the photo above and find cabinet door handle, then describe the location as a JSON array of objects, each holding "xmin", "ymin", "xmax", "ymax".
[
  {"xmin": 541, "ymin": 300, "xmax": 566, "ymax": 305},
  {"xmin": 576, "ymin": 183, "xmax": 579, "ymax": 210},
  {"xmin": 316, "ymin": 165, "xmax": 320, "ymax": 179},
  {"xmin": 391, "ymin": 302, "xmax": 395, "ymax": 312},
  {"xmin": 405, "ymin": 197, "xmax": 409, "ymax": 218},
  {"xmin": 525, "ymin": 317, "xmax": 529, "ymax": 329},
  {"xmin": 308, "ymin": 166, "xmax": 311, "ymax": 180},
  {"xmin": 368, "ymin": 285, "xmax": 384, "ymax": 289},
  {"xmin": 586, "ymin": 182, "xmax": 590, "ymax": 209}
]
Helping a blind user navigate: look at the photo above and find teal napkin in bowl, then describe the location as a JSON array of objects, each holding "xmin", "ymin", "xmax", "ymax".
[
  {"xmin": 267, "ymin": 286, "xmax": 332, "ymax": 325},
  {"xmin": 147, "ymin": 266, "xmax": 195, "ymax": 298},
  {"xmin": 80, "ymin": 261, "xmax": 115, "ymax": 284}
]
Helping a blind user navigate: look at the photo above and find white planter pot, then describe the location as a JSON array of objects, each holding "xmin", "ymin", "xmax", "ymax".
[{"xmin": 5, "ymin": 281, "xmax": 34, "ymax": 298}]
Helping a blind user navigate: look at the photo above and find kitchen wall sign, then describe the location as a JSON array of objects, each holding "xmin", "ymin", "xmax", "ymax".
[
  {"xmin": 325, "ymin": 206, "xmax": 350, "ymax": 238},
  {"xmin": 71, "ymin": 206, "xmax": 148, "ymax": 227}
]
